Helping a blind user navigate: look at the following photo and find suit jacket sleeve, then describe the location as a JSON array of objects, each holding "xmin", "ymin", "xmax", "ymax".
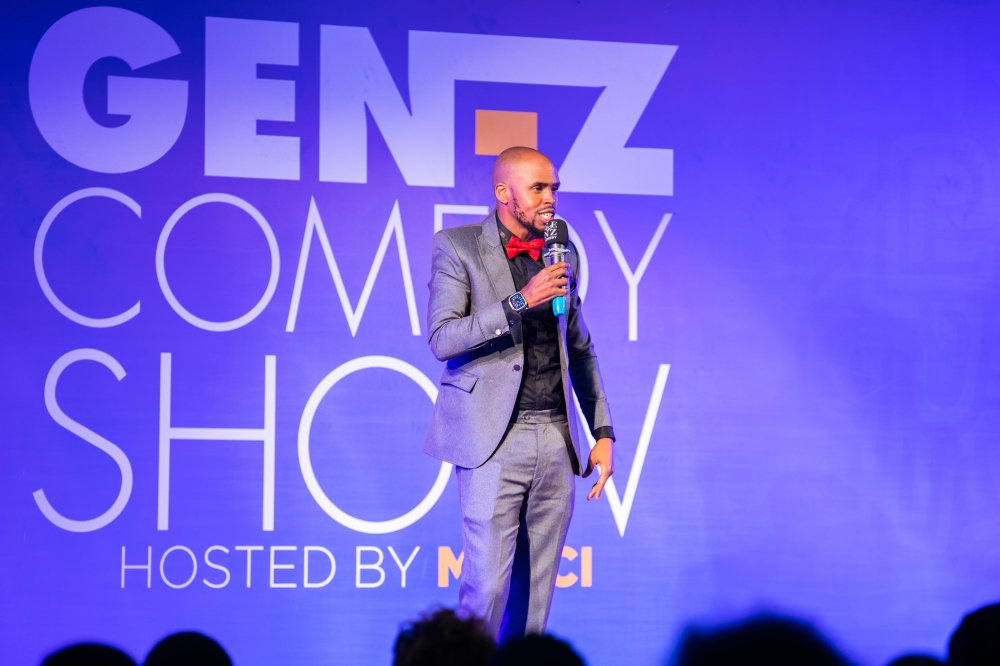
[
  {"xmin": 427, "ymin": 230, "xmax": 511, "ymax": 362},
  {"xmin": 565, "ymin": 243, "xmax": 614, "ymax": 439}
]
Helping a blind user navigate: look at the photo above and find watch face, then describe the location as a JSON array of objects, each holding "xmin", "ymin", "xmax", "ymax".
[{"xmin": 510, "ymin": 292, "xmax": 527, "ymax": 312}]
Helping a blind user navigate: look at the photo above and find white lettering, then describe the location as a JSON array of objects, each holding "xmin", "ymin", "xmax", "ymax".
[
  {"xmin": 158, "ymin": 354, "xmax": 276, "ymax": 530},
  {"xmin": 156, "ymin": 193, "xmax": 280, "ymax": 332},
  {"xmin": 269, "ymin": 546, "xmax": 297, "ymax": 588},
  {"xmin": 29, "ymin": 7, "xmax": 187, "ymax": 173},
  {"xmin": 35, "ymin": 349, "xmax": 133, "ymax": 532},
  {"xmin": 320, "ymin": 27, "xmax": 675, "ymax": 195},
  {"xmin": 303, "ymin": 547, "xmax": 336, "ymax": 588},
  {"xmin": 576, "ymin": 364, "xmax": 670, "ymax": 536},
  {"xmin": 298, "ymin": 356, "xmax": 450, "ymax": 534},
  {"xmin": 160, "ymin": 545, "xmax": 198, "ymax": 588},
  {"xmin": 205, "ymin": 17, "xmax": 299, "ymax": 180},
  {"xmin": 594, "ymin": 211, "xmax": 670, "ymax": 341},
  {"xmin": 32, "ymin": 13, "xmax": 671, "ymax": 192},
  {"xmin": 34, "ymin": 188, "xmax": 142, "ymax": 328},
  {"xmin": 121, "ymin": 546, "xmax": 152, "ymax": 588},
  {"xmin": 203, "ymin": 545, "xmax": 231, "ymax": 588},
  {"xmin": 388, "ymin": 546, "xmax": 420, "ymax": 588},
  {"xmin": 287, "ymin": 198, "xmax": 419, "ymax": 336},
  {"xmin": 356, "ymin": 546, "xmax": 385, "ymax": 588},
  {"xmin": 319, "ymin": 26, "xmax": 443, "ymax": 185},
  {"xmin": 235, "ymin": 546, "xmax": 264, "ymax": 587}
]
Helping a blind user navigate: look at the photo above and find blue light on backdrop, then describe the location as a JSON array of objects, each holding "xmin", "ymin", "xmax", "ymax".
[{"xmin": 1, "ymin": 1, "xmax": 998, "ymax": 665}]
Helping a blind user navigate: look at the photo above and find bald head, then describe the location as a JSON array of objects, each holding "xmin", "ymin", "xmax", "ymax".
[
  {"xmin": 492, "ymin": 146, "xmax": 552, "ymax": 188},
  {"xmin": 492, "ymin": 146, "xmax": 560, "ymax": 240}
]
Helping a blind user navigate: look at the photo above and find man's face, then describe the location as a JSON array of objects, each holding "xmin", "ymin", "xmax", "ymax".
[{"xmin": 506, "ymin": 156, "xmax": 559, "ymax": 237}]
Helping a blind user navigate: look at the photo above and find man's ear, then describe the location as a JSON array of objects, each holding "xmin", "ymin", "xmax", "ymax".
[{"xmin": 495, "ymin": 182, "xmax": 509, "ymax": 205}]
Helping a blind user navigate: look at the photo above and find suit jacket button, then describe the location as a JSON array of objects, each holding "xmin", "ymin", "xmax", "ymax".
[
  {"xmin": 513, "ymin": 364, "xmax": 521, "ymax": 371},
  {"xmin": 494, "ymin": 328, "xmax": 502, "ymax": 336}
]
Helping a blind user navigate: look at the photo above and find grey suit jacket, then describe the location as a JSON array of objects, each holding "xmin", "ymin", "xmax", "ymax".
[{"xmin": 423, "ymin": 212, "xmax": 613, "ymax": 473}]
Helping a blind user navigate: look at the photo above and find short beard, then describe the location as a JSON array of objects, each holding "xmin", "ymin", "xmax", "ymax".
[{"xmin": 511, "ymin": 194, "xmax": 542, "ymax": 237}]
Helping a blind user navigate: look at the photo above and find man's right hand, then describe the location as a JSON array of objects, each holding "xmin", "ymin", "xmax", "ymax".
[{"xmin": 521, "ymin": 262, "xmax": 569, "ymax": 308}]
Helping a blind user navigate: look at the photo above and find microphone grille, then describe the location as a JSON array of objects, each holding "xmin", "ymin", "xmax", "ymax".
[{"xmin": 544, "ymin": 218, "xmax": 568, "ymax": 246}]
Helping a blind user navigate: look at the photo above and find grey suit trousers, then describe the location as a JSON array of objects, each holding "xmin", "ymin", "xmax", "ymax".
[{"xmin": 455, "ymin": 409, "xmax": 575, "ymax": 641}]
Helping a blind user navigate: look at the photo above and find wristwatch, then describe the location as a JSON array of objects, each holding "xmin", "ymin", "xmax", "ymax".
[{"xmin": 508, "ymin": 292, "xmax": 528, "ymax": 314}]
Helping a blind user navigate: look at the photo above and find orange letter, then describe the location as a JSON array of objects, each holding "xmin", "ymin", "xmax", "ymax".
[
  {"xmin": 437, "ymin": 546, "xmax": 463, "ymax": 587},
  {"xmin": 581, "ymin": 546, "xmax": 592, "ymax": 587},
  {"xmin": 555, "ymin": 545, "xmax": 578, "ymax": 588}
]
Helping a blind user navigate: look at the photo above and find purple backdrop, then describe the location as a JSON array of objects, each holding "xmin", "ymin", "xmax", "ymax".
[{"xmin": 2, "ymin": 1, "xmax": 998, "ymax": 665}]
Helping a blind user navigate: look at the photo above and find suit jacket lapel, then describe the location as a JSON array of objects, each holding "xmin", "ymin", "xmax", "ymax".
[{"xmin": 477, "ymin": 212, "xmax": 516, "ymax": 301}]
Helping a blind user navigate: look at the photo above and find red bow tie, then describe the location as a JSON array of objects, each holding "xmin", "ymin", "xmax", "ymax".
[{"xmin": 505, "ymin": 236, "xmax": 544, "ymax": 260}]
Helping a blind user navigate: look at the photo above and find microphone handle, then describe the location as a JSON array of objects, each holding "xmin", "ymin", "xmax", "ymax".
[{"xmin": 545, "ymin": 244, "xmax": 568, "ymax": 316}]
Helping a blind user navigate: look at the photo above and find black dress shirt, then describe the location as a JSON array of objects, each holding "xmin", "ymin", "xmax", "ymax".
[{"xmin": 497, "ymin": 216, "xmax": 615, "ymax": 442}]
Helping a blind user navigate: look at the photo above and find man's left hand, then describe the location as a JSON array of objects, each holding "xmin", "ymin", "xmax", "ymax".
[{"xmin": 584, "ymin": 438, "xmax": 614, "ymax": 500}]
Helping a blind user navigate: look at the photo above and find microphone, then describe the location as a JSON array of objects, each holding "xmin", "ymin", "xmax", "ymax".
[{"xmin": 543, "ymin": 218, "xmax": 569, "ymax": 316}]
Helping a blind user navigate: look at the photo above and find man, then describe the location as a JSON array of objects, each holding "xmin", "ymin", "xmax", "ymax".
[{"xmin": 424, "ymin": 146, "xmax": 615, "ymax": 640}]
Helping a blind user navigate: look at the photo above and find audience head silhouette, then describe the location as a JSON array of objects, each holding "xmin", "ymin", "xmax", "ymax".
[
  {"xmin": 887, "ymin": 656, "xmax": 945, "ymax": 666},
  {"xmin": 40, "ymin": 602, "xmax": 1000, "ymax": 666},
  {"xmin": 489, "ymin": 634, "xmax": 585, "ymax": 666},
  {"xmin": 42, "ymin": 643, "xmax": 136, "ymax": 666},
  {"xmin": 144, "ymin": 632, "xmax": 231, "ymax": 666},
  {"xmin": 948, "ymin": 603, "xmax": 1000, "ymax": 666},
  {"xmin": 671, "ymin": 614, "xmax": 850, "ymax": 666},
  {"xmin": 393, "ymin": 608, "xmax": 495, "ymax": 666}
]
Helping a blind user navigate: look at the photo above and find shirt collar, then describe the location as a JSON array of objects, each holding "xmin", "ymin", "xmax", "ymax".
[{"xmin": 496, "ymin": 212, "xmax": 513, "ymax": 245}]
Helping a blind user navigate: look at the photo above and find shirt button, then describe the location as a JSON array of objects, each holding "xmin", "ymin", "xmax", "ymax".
[
  {"xmin": 494, "ymin": 329, "xmax": 502, "ymax": 336},
  {"xmin": 513, "ymin": 364, "xmax": 521, "ymax": 371}
]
